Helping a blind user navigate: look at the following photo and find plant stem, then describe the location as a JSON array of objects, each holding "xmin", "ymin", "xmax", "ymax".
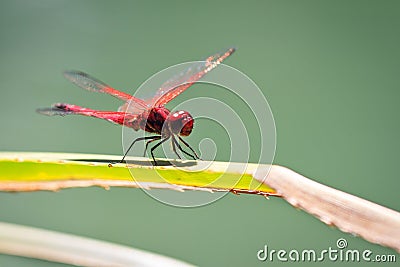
[
  {"xmin": 1, "ymin": 152, "xmax": 399, "ymax": 252},
  {"xmin": 0, "ymin": 222, "xmax": 194, "ymax": 267},
  {"xmin": 254, "ymin": 165, "xmax": 400, "ymax": 253}
]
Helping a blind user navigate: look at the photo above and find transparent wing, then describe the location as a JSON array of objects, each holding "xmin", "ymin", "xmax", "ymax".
[
  {"xmin": 150, "ymin": 48, "xmax": 235, "ymax": 107},
  {"xmin": 63, "ymin": 70, "xmax": 148, "ymax": 113}
]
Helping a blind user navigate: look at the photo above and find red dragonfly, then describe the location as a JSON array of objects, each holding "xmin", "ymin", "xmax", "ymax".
[{"xmin": 37, "ymin": 48, "xmax": 235, "ymax": 164}]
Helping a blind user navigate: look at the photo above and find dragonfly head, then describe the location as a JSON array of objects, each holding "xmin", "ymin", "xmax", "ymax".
[{"xmin": 167, "ymin": 110, "xmax": 194, "ymax": 136}]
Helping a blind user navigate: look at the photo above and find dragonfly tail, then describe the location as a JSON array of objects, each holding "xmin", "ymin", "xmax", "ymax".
[
  {"xmin": 37, "ymin": 103, "xmax": 136, "ymax": 127},
  {"xmin": 36, "ymin": 103, "xmax": 89, "ymax": 116}
]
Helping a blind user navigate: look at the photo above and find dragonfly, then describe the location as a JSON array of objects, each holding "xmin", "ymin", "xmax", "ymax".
[{"xmin": 37, "ymin": 48, "xmax": 235, "ymax": 165}]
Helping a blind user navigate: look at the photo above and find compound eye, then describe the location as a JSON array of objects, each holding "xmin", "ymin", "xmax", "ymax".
[{"xmin": 169, "ymin": 111, "xmax": 194, "ymax": 136}]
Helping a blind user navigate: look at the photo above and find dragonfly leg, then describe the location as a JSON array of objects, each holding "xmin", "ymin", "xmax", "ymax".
[
  {"xmin": 143, "ymin": 136, "xmax": 161, "ymax": 157},
  {"xmin": 171, "ymin": 136, "xmax": 182, "ymax": 160},
  {"xmin": 150, "ymin": 137, "xmax": 170, "ymax": 166},
  {"xmin": 172, "ymin": 136, "xmax": 196, "ymax": 160},
  {"xmin": 177, "ymin": 136, "xmax": 200, "ymax": 159},
  {"xmin": 120, "ymin": 136, "xmax": 159, "ymax": 163}
]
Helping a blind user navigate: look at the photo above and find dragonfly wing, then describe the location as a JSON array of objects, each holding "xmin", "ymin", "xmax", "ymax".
[
  {"xmin": 117, "ymin": 98, "xmax": 150, "ymax": 114},
  {"xmin": 151, "ymin": 48, "xmax": 235, "ymax": 107},
  {"xmin": 63, "ymin": 70, "xmax": 148, "ymax": 111}
]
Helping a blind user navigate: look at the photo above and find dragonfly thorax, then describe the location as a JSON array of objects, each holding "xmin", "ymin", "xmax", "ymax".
[{"xmin": 133, "ymin": 107, "xmax": 193, "ymax": 137}]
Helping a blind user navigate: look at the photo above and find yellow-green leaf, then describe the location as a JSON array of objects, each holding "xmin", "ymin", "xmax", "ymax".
[{"xmin": 0, "ymin": 152, "xmax": 276, "ymax": 195}]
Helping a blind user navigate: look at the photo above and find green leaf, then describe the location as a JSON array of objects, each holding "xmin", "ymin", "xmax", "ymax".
[{"xmin": 0, "ymin": 152, "xmax": 276, "ymax": 195}]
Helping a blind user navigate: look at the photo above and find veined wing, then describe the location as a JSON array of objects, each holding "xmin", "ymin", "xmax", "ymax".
[
  {"xmin": 63, "ymin": 71, "xmax": 148, "ymax": 112},
  {"xmin": 151, "ymin": 48, "xmax": 235, "ymax": 107}
]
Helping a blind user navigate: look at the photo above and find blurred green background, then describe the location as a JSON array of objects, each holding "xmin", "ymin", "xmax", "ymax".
[{"xmin": 0, "ymin": 0, "xmax": 399, "ymax": 266}]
